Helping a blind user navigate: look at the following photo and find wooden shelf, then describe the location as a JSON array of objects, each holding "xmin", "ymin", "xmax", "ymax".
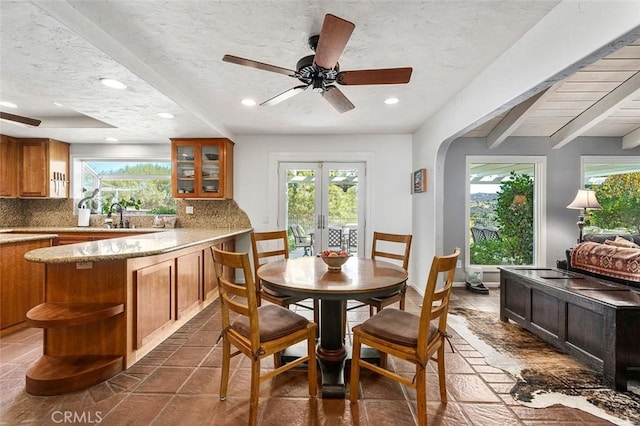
[
  {"xmin": 26, "ymin": 354, "xmax": 123, "ymax": 395},
  {"xmin": 26, "ymin": 302, "xmax": 124, "ymax": 328}
]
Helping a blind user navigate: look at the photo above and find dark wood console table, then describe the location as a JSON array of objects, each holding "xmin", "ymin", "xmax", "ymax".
[{"xmin": 500, "ymin": 267, "xmax": 640, "ymax": 391}]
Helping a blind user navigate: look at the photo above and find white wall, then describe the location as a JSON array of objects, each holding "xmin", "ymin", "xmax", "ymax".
[
  {"xmin": 233, "ymin": 134, "xmax": 415, "ymax": 282},
  {"xmin": 412, "ymin": 1, "xmax": 640, "ymax": 295}
]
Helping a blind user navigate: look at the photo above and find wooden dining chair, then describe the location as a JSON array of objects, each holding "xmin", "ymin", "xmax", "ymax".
[
  {"xmin": 353, "ymin": 232, "xmax": 413, "ymax": 316},
  {"xmin": 211, "ymin": 247, "xmax": 318, "ymax": 426},
  {"xmin": 251, "ymin": 230, "xmax": 319, "ymax": 327},
  {"xmin": 349, "ymin": 248, "xmax": 460, "ymax": 426}
]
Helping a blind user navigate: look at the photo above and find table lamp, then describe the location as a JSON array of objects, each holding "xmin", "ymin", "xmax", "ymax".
[{"xmin": 567, "ymin": 189, "xmax": 602, "ymax": 243}]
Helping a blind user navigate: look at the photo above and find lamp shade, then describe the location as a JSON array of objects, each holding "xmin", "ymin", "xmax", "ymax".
[{"xmin": 567, "ymin": 189, "xmax": 602, "ymax": 210}]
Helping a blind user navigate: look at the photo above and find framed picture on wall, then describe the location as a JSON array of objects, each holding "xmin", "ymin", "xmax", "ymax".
[{"xmin": 413, "ymin": 168, "xmax": 427, "ymax": 193}]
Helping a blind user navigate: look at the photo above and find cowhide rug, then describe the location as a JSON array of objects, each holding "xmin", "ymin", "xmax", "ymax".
[{"xmin": 448, "ymin": 307, "xmax": 640, "ymax": 426}]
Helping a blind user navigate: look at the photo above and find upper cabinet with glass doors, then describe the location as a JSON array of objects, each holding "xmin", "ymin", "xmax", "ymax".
[{"xmin": 170, "ymin": 138, "xmax": 234, "ymax": 199}]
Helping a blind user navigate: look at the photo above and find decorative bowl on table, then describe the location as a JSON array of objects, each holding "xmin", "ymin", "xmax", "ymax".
[{"xmin": 320, "ymin": 250, "xmax": 350, "ymax": 271}]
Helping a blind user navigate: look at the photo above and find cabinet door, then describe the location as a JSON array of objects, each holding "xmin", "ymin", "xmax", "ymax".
[
  {"xmin": 202, "ymin": 246, "xmax": 218, "ymax": 301},
  {"xmin": 17, "ymin": 139, "xmax": 69, "ymax": 198},
  {"xmin": 135, "ymin": 260, "xmax": 174, "ymax": 348},
  {"xmin": 0, "ymin": 135, "xmax": 18, "ymax": 197},
  {"xmin": 176, "ymin": 251, "xmax": 201, "ymax": 319},
  {"xmin": 48, "ymin": 140, "xmax": 69, "ymax": 198},
  {"xmin": 171, "ymin": 138, "xmax": 234, "ymax": 199},
  {"xmin": 0, "ymin": 240, "xmax": 49, "ymax": 330},
  {"xmin": 19, "ymin": 139, "xmax": 48, "ymax": 197}
]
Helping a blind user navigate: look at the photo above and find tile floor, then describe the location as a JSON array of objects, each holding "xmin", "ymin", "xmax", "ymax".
[{"xmin": 0, "ymin": 288, "xmax": 617, "ymax": 425}]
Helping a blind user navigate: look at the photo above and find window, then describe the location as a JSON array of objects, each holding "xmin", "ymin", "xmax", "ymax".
[
  {"xmin": 75, "ymin": 160, "xmax": 176, "ymax": 214},
  {"xmin": 582, "ymin": 156, "xmax": 640, "ymax": 235},
  {"xmin": 466, "ymin": 156, "xmax": 546, "ymax": 270}
]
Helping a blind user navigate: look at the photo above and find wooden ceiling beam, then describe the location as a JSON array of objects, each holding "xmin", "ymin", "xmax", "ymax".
[
  {"xmin": 622, "ymin": 126, "xmax": 640, "ymax": 149},
  {"xmin": 487, "ymin": 87, "xmax": 555, "ymax": 149},
  {"xmin": 550, "ymin": 71, "xmax": 640, "ymax": 149}
]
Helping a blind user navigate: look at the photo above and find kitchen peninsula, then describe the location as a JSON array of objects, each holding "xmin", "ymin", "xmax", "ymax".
[{"xmin": 21, "ymin": 227, "xmax": 251, "ymax": 396}]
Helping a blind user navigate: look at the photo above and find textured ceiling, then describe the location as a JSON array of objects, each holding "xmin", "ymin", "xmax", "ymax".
[{"xmin": 0, "ymin": 0, "xmax": 563, "ymax": 144}]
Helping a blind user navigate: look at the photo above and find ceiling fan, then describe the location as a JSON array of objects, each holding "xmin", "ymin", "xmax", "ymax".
[
  {"xmin": 222, "ymin": 13, "xmax": 412, "ymax": 113},
  {"xmin": 0, "ymin": 111, "xmax": 41, "ymax": 126}
]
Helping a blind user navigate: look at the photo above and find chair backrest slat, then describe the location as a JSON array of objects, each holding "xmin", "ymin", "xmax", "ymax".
[
  {"xmin": 418, "ymin": 248, "xmax": 460, "ymax": 353},
  {"xmin": 250, "ymin": 230, "xmax": 289, "ymax": 301},
  {"xmin": 371, "ymin": 231, "xmax": 413, "ymax": 271},
  {"xmin": 212, "ymin": 247, "xmax": 261, "ymax": 349}
]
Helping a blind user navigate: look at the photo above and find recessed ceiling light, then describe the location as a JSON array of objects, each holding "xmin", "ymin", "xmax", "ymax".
[
  {"xmin": 241, "ymin": 99, "xmax": 257, "ymax": 106},
  {"xmin": 157, "ymin": 112, "xmax": 175, "ymax": 119},
  {"xmin": 0, "ymin": 101, "xmax": 18, "ymax": 108},
  {"xmin": 384, "ymin": 97, "xmax": 399, "ymax": 105},
  {"xmin": 105, "ymin": 137, "xmax": 119, "ymax": 142},
  {"xmin": 100, "ymin": 78, "xmax": 127, "ymax": 90}
]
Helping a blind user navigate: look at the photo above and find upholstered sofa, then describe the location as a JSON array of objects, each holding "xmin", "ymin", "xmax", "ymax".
[{"xmin": 565, "ymin": 234, "xmax": 640, "ymax": 289}]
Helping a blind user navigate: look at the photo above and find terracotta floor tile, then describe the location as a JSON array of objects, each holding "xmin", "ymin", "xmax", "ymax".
[
  {"xmin": 363, "ymin": 399, "xmax": 415, "ymax": 425},
  {"xmin": 425, "ymin": 401, "xmax": 472, "ymax": 425},
  {"xmin": 459, "ymin": 402, "xmax": 520, "ymax": 425},
  {"xmin": 134, "ymin": 366, "xmax": 193, "ymax": 393},
  {"xmin": 177, "ymin": 367, "xmax": 221, "ymax": 395},
  {"xmin": 100, "ymin": 394, "xmax": 172, "ymax": 425},
  {"xmin": 162, "ymin": 346, "xmax": 210, "ymax": 367},
  {"xmin": 446, "ymin": 374, "xmax": 502, "ymax": 403},
  {"xmin": 152, "ymin": 394, "xmax": 219, "ymax": 426}
]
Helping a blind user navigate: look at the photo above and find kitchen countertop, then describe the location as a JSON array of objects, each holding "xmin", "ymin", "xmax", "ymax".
[
  {"xmin": 23, "ymin": 228, "xmax": 252, "ymax": 264},
  {"xmin": 0, "ymin": 233, "xmax": 58, "ymax": 245}
]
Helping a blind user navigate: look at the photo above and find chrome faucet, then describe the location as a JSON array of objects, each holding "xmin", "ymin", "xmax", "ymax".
[{"xmin": 108, "ymin": 202, "xmax": 126, "ymax": 228}]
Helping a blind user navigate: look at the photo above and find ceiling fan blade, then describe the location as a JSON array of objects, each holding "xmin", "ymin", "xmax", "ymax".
[
  {"xmin": 337, "ymin": 67, "xmax": 413, "ymax": 85},
  {"xmin": 222, "ymin": 54, "xmax": 296, "ymax": 77},
  {"xmin": 261, "ymin": 85, "xmax": 309, "ymax": 106},
  {"xmin": 314, "ymin": 14, "xmax": 355, "ymax": 70},
  {"xmin": 0, "ymin": 111, "xmax": 41, "ymax": 126},
  {"xmin": 323, "ymin": 85, "xmax": 355, "ymax": 113}
]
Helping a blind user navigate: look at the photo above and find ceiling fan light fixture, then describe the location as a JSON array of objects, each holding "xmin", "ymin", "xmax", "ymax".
[
  {"xmin": 0, "ymin": 101, "xmax": 18, "ymax": 108},
  {"xmin": 100, "ymin": 78, "xmax": 127, "ymax": 90},
  {"xmin": 312, "ymin": 77, "xmax": 324, "ymax": 93},
  {"xmin": 241, "ymin": 98, "xmax": 256, "ymax": 106},
  {"xmin": 384, "ymin": 97, "xmax": 399, "ymax": 105}
]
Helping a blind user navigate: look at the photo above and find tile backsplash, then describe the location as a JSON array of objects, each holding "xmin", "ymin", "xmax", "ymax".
[{"xmin": 0, "ymin": 198, "xmax": 252, "ymax": 229}]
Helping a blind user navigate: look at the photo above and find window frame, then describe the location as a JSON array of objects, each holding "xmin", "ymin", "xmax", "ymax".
[
  {"xmin": 465, "ymin": 155, "xmax": 547, "ymax": 272},
  {"xmin": 71, "ymin": 154, "xmax": 173, "ymax": 214}
]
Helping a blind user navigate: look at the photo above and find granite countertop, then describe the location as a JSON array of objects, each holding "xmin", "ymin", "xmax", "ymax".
[
  {"xmin": 24, "ymin": 228, "xmax": 252, "ymax": 264},
  {"xmin": 0, "ymin": 233, "xmax": 58, "ymax": 245}
]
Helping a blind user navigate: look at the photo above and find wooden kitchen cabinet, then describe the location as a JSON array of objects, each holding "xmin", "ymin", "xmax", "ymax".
[
  {"xmin": 202, "ymin": 237, "xmax": 235, "ymax": 302},
  {"xmin": 0, "ymin": 238, "xmax": 53, "ymax": 334},
  {"xmin": 18, "ymin": 138, "xmax": 70, "ymax": 198},
  {"xmin": 176, "ymin": 251, "xmax": 202, "ymax": 319},
  {"xmin": 0, "ymin": 135, "xmax": 18, "ymax": 197},
  {"xmin": 171, "ymin": 138, "xmax": 234, "ymax": 199}
]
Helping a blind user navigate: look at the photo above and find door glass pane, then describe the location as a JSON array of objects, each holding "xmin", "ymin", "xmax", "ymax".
[
  {"xmin": 469, "ymin": 162, "xmax": 535, "ymax": 266},
  {"xmin": 285, "ymin": 168, "xmax": 317, "ymax": 257},
  {"xmin": 327, "ymin": 167, "xmax": 359, "ymax": 254}
]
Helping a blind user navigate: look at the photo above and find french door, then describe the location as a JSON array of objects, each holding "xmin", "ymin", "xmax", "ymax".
[{"xmin": 279, "ymin": 162, "xmax": 365, "ymax": 257}]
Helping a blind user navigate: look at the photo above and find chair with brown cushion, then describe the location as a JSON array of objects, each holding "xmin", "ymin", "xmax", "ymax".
[
  {"xmin": 349, "ymin": 248, "xmax": 460, "ymax": 426},
  {"xmin": 212, "ymin": 247, "xmax": 318, "ymax": 426},
  {"xmin": 354, "ymin": 231, "xmax": 413, "ymax": 316},
  {"xmin": 251, "ymin": 230, "xmax": 319, "ymax": 328}
]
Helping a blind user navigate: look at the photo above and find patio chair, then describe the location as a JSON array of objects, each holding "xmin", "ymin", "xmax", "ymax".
[{"xmin": 290, "ymin": 224, "xmax": 314, "ymax": 256}]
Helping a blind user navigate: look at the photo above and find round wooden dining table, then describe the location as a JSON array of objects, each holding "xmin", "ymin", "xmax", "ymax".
[{"xmin": 257, "ymin": 256, "xmax": 408, "ymax": 397}]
